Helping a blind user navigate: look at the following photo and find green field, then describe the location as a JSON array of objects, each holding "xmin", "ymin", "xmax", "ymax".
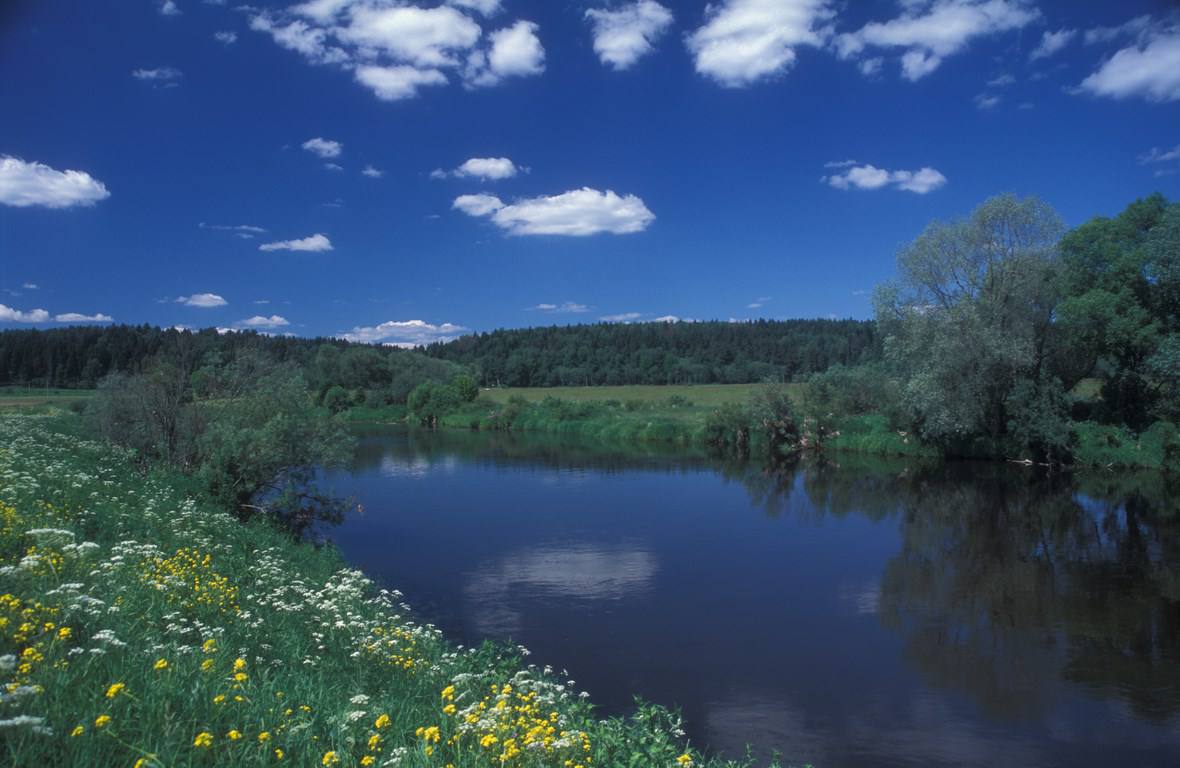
[{"xmin": 0, "ymin": 387, "xmax": 95, "ymax": 410}]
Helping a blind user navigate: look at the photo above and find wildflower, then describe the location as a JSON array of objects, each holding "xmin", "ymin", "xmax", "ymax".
[
  {"xmin": 322, "ymin": 751, "xmax": 339, "ymax": 766},
  {"xmin": 480, "ymin": 734, "xmax": 498, "ymax": 748},
  {"xmin": 213, "ymin": 694, "xmax": 226, "ymax": 704},
  {"xmin": 275, "ymin": 748, "xmax": 285, "ymax": 760},
  {"xmin": 202, "ymin": 639, "xmax": 217, "ymax": 653},
  {"xmin": 70, "ymin": 725, "xmax": 84, "ymax": 737},
  {"xmin": 193, "ymin": 731, "xmax": 213, "ymax": 748},
  {"xmin": 374, "ymin": 714, "xmax": 390, "ymax": 730},
  {"xmin": 368, "ymin": 734, "xmax": 380, "ymax": 751},
  {"xmin": 361, "ymin": 758, "xmax": 375, "ymax": 767},
  {"xmin": 227, "ymin": 729, "xmax": 242, "ymax": 740},
  {"xmin": 234, "ymin": 672, "xmax": 248, "ymax": 683},
  {"xmin": 57, "ymin": 627, "xmax": 72, "ymax": 640},
  {"xmin": 677, "ymin": 754, "xmax": 694, "ymax": 766},
  {"xmin": 153, "ymin": 658, "xmax": 168, "ymax": 670},
  {"xmin": 233, "ymin": 658, "xmax": 247, "ymax": 672},
  {"xmin": 443, "ymin": 704, "xmax": 456, "ymax": 716},
  {"xmin": 441, "ymin": 685, "xmax": 455, "ymax": 701},
  {"xmin": 95, "ymin": 715, "xmax": 111, "ymax": 729},
  {"xmin": 201, "ymin": 659, "xmax": 214, "ymax": 671},
  {"xmin": 105, "ymin": 682, "xmax": 126, "ymax": 699},
  {"xmin": 258, "ymin": 731, "xmax": 271, "ymax": 743}
]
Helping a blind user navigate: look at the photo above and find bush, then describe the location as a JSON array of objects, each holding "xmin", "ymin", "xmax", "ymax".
[{"xmin": 322, "ymin": 384, "xmax": 351, "ymax": 414}]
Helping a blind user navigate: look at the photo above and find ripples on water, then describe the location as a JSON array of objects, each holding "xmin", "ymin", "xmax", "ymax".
[{"xmin": 325, "ymin": 427, "xmax": 1180, "ymax": 768}]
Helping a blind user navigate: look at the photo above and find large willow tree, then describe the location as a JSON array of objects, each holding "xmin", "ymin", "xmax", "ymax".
[{"xmin": 874, "ymin": 194, "xmax": 1069, "ymax": 456}]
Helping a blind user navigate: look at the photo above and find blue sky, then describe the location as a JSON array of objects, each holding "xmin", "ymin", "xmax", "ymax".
[{"xmin": 2, "ymin": 0, "xmax": 1179, "ymax": 345}]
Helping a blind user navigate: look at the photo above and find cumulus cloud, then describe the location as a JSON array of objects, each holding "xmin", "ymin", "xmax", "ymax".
[
  {"xmin": 435, "ymin": 157, "xmax": 519, "ymax": 180},
  {"xmin": 159, "ymin": 0, "xmax": 181, "ymax": 16},
  {"xmin": 686, "ymin": 0, "xmax": 835, "ymax": 87},
  {"xmin": 361, "ymin": 164, "xmax": 384, "ymax": 177},
  {"xmin": 177, "ymin": 293, "xmax": 228, "ymax": 308},
  {"xmin": 22, "ymin": 283, "xmax": 38, "ymax": 290},
  {"xmin": 1030, "ymin": 28, "xmax": 1075, "ymax": 60},
  {"xmin": 453, "ymin": 187, "xmax": 655, "ymax": 236},
  {"xmin": 1079, "ymin": 29, "xmax": 1180, "ymax": 103},
  {"xmin": 836, "ymin": 0, "xmax": 1040, "ymax": 81},
  {"xmin": 974, "ymin": 92, "xmax": 1001, "ymax": 109},
  {"xmin": 339, "ymin": 319, "xmax": 468, "ymax": 346},
  {"xmin": 585, "ymin": 1, "xmax": 674, "ymax": 70},
  {"xmin": 54, "ymin": 312, "xmax": 114, "ymax": 323},
  {"xmin": 1140, "ymin": 144, "xmax": 1180, "ymax": 165},
  {"xmin": 214, "ymin": 30, "xmax": 238, "ymax": 45},
  {"xmin": 1084, "ymin": 15, "xmax": 1153, "ymax": 46},
  {"xmin": 601, "ymin": 312, "xmax": 642, "ymax": 323},
  {"xmin": 239, "ymin": 314, "xmax": 290, "ymax": 328},
  {"xmin": 253, "ymin": 2, "xmax": 543, "ymax": 100},
  {"xmin": 0, "ymin": 156, "xmax": 111, "ymax": 209},
  {"xmin": 465, "ymin": 20, "xmax": 545, "ymax": 87},
  {"xmin": 258, "ymin": 233, "xmax": 334, "ymax": 252},
  {"xmin": 0, "ymin": 304, "xmax": 50, "ymax": 323},
  {"xmin": 532, "ymin": 302, "xmax": 589, "ymax": 313},
  {"xmin": 302, "ymin": 137, "xmax": 342, "ymax": 158},
  {"xmin": 823, "ymin": 164, "xmax": 947, "ymax": 194},
  {"xmin": 132, "ymin": 66, "xmax": 183, "ymax": 82}
]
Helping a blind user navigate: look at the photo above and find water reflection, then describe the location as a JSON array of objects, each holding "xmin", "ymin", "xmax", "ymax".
[
  {"xmin": 328, "ymin": 427, "xmax": 1180, "ymax": 766},
  {"xmin": 465, "ymin": 545, "xmax": 658, "ymax": 635}
]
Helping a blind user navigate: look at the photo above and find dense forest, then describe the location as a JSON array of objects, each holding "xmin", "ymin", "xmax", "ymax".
[
  {"xmin": 424, "ymin": 319, "xmax": 879, "ymax": 386},
  {"xmin": 0, "ymin": 318, "xmax": 878, "ymax": 394}
]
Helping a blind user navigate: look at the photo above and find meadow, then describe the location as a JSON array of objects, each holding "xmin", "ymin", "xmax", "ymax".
[{"xmin": 0, "ymin": 414, "xmax": 747, "ymax": 768}]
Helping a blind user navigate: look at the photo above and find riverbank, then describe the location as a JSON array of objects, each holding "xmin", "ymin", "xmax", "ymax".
[{"xmin": 0, "ymin": 414, "xmax": 736, "ymax": 768}]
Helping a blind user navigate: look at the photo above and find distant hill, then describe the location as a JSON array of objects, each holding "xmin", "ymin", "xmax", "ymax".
[{"xmin": 424, "ymin": 319, "xmax": 879, "ymax": 387}]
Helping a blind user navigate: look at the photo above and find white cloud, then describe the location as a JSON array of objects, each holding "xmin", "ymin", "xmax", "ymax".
[
  {"xmin": 974, "ymin": 92, "xmax": 1000, "ymax": 109},
  {"xmin": 0, "ymin": 156, "xmax": 111, "ymax": 209},
  {"xmin": 987, "ymin": 73, "xmax": 1015, "ymax": 87},
  {"xmin": 251, "ymin": 3, "xmax": 544, "ymax": 100},
  {"xmin": 324, "ymin": 162, "xmax": 344, "ymax": 172},
  {"xmin": 453, "ymin": 187, "xmax": 655, "ymax": 236},
  {"xmin": 0, "ymin": 304, "xmax": 50, "ymax": 323},
  {"xmin": 259, "ymin": 233, "xmax": 334, "ymax": 252},
  {"xmin": 339, "ymin": 319, "xmax": 468, "ymax": 346},
  {"xmin": 823, "ymin": 158, "xmax": 858, "ymax": 168},
  {"xmin": 1030, "ymin": 28, "xmax": 1076, "ymax": 60},
  {"xmin": 302, "ymin": 137, "xmax": 342, "ymax": 159},
  {"xmin": 858, "ymin": 56, "xmax": 883, "ymax": 76},
  {"xmin": 355, "ymin": 64, "xmax": 449, "ymax": 100},
  {"xmin": 1140, "ymin": 144, "xmax": 1180, "ymax": 165},
  {"xmin": 214, "ymin": 30, "xmax": 238, "ymax": 45},
  {"xmin": 199, "ymin": 222, "xmax": 267, "ymax": 238},
  {"xmin": 747, "ymin": 296, "xmax": 771, "ymax": 308},
  {"xmin": 361, "ymin": 164, "xmax": 384, "ymax": 178},
  {"xmin": 55, "ymin": 312, "xmax": 114, "ymax": 323},
  {"xmin": 159, "ymin": 0, "xmax": 181, "ymax": 16},
  {"xmin": 22, "ymin": 283, "xmax": 38, "ymax": 290},
  {"xmin": 601, "ymin": 312, "xmax": 642, "ymax": 323},
  {"xmin": 438, "ymin": 156, "xmax": 520, "ymax": 180},
  {"xmin": 132, "ymin": 66, "xmax": 182, "ymax": 82},
  {"xmin": 654, "ymin": 315, "xmax": 686, "ymax": 323},
  {"xmin": 465, "ymin": 20, "xmax": 545, "ymax": 87},
  {"xmin": 686, "ymin": 0, "xmax": 835, "ymax": 87},
  {"xmin": 446, "ymin": 0, "xmax": 501, "ymax": 16},
  {"xmin": 1084, "ymin": 15, "xmax": 1153, "ymax": 46},
  {"xmin": 178, "ymin": 293, "xmax": 227, "ymax": 308},
  {"xmin": 836, "ymin": 0, "xmax": 1040, "ymax": 81},
  {"xmin": 823, "ymin": 164, "xmax": 947, "ymax": 193},
  {"xmin": 1079, "ymin": 30, "xmax": 1180, "ymax": 103},
  {"xmin": 532, "ymin": 302, "xmax": 589, "ymax": 313},
  {"xmin": 585, "ymin": 1, "xmax": 674, "ymax": 70},
  {"xmin": 239, "ymin": 314, "xmax": 290, "ymax": 328}
]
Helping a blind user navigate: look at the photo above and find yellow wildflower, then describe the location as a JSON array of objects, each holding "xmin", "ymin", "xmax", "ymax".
[
  {"xmin": 258, "ymin": 731, "xmax": 271, "ymax": 743},
  {"xmin": 202, "ymin": 639, "xmax": 217, "ymax": 653},
  {"xmin": 58, "ymin": 626, "xmax": 72, "ymax": 640},
  {"xmin": 95, "ymin": 715, "xmax": 112, "ymax": 729},
  {"xmin": 227, "ymin": 729, "xmax": 242, "ymax": 741},
  {"xmin": 443, "ymin": 703, "xmax": 456, "ymax": 716},
  {"xmin": 153, "ymin": 658, "xmax": 168, "ymax": 670},
  {"xmin": 201, "ymin": 659, "xmax": 214, "ymax": 671},
  {"xmin": 368, "ymin": 734, "xmax": 381, "ymax": 751},
  {"xmin": 106, "ymin": 682, "xmax": 126, "ymax": 699},
  {"xmin": 233, "ymin": 658, "xmax": 247, "ymax": 672},
  {"xmin": 441, "ymin": 685, "xmax": 455, "ymax": 700},
  {"xmin": 480, "ymin": 734, "xmax": 498, "ymax": 748},
  {"xmin": 70, "ymin": 725, "xmax": 84, "ymax": 737},
  {"xmin": 234, "ymin": 672, "xmax": 248, "ymax": 683},
  {"xmin": 275, "ymin": 748, "xmax": 285, "ymax": 760},
  {"xmin": 374, "ymin": 714, "xmax": 390, "ymax": 730},
  {"xmin": 361, "ymin": 758, "xmax": 375, "ymax": 767},
  {"xmin": 676, "ymin": 754, "xmax": 693, "ymax": 766},
  {"xmin": 322, "ymin": 751, "xmax": 339, "ymax": 766},
  {"xmin": 194, "ymin": 732, "xmax": 214, "ymax": 748}
]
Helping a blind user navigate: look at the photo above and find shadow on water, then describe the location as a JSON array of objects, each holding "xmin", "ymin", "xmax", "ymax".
[{"xmin": 328, "ymin": 426, "xmax": 1180, "ymax": 767}]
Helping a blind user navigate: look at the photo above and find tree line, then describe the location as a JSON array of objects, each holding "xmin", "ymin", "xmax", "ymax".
[{"xmin": 423, "ymin": 318, "xmax": 880, "ymax": 387}]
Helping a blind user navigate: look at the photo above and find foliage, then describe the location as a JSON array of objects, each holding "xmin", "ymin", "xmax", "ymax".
[
  {"xmin": 425, "ymin": 319, "xmax": 878, "ymax": 387},
  {"xmin": 0, "ymin": 415, "xmax": 729, "ymax": 768}
]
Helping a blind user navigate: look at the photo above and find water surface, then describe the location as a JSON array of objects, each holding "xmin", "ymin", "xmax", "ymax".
[{"xmin": 325, "ymin": 427, "xmax": 1180, "ymax": 768}]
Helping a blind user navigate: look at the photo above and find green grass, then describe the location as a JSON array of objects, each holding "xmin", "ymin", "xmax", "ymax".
[
  {"xmin": 479, "ymin": 384, "xmax": 795, "ymax": 408},
  {"xmin": 0, "ymin": 388, "xmax": 95, "ymax": 411},
  {"xmin": 0, "ymin": 414, "xmax": 761, "ymax": 768}
]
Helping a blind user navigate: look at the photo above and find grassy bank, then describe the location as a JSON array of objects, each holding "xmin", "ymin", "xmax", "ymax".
[
  {"xmin": 0, "ymin": 387, "xmax": 94, "ymax": 413},
  {"xmin": 0, "ymin": 414, "xmax": 748, "ymax": 768}
]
